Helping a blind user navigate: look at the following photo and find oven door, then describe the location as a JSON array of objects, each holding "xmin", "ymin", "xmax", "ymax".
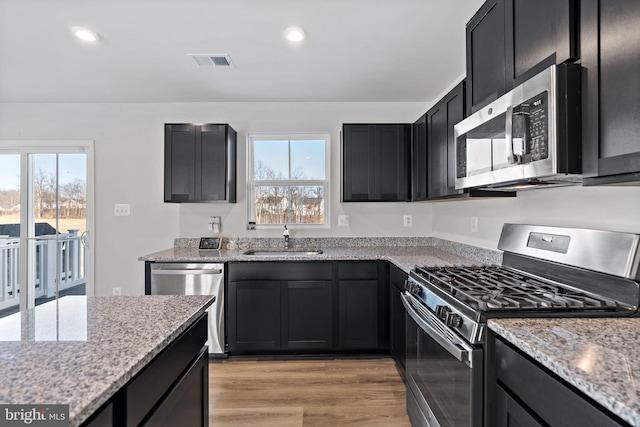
[{"xmin": 402, "ymin": 293, "xmax": 483, "ymax": 427}]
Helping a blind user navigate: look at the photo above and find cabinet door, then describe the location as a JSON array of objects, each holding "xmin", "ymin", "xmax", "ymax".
[
  {"xmin": 142, "ymin": 349, "xmax": 209, "ymax": 427},
  {"xmin": 342, "ymin": 124, "xmax": 375, "ymax": 201},
  {"xmin": 582, "ymin": 0, "xmax": 640, "ymax": 185},
  {"xmin": 342, "ymin": 124, "xmax": 410, "ymax": 202},
  {"xmin": 412, "ymin": 114, "xmax": 428, "ymax": 201},
  {"xmin": 227, "ymin": 281, "xmax": 281, "ymax": 352},
  {"xmin": 389, "ymin": 265, "xmax": 407, "ymax": 371},
  {"xmin": 428, "ymin": 81, "xmax": 465, "ymax": 199},
  {"xmin": 282, "ymin": 281, "xmax": 334, "ymax": 350},
  {"xmin": 466, "ymin": 0, "xmax": 506, "ymax": 113},
  {"xmin": 505, "ymin": 0, "xmax": 577, "ymax": 88},
  {"xmin": 165, "ymin": 124, "xmax": 197, "ymax": 202},
  {"xmin": 495, "ymin": 385, "xmax": 543, "ymax": 427},
  {"xmin": 338, "ymin": 280, "xmax": 378, "ymax": 349},
  {"xmin": 199, "ymin": 125, "xmax": 234, "ymax": 202},
  {"xmin": 374, "ymin": 124, "xmax": 411, "ymax": 201},
  {"xmin": 165, "ymin": 123, "xmax": 236, "ymax": 203}
]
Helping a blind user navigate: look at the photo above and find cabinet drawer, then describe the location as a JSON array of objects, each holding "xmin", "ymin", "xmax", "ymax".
[
  {"xmin": 127, "ymin": 314, "xmax": 207, "ymax": 426},
  {"xmin": 337, "ymin": 261, "xmax": 378, "ymax": 280},
  {"xmin": 494, "ymin": 337, "xmax": 623, "ymax": 426},
  {"xmin": 228, "ymin": 261, "xmax": 332, "ymax": 281}
]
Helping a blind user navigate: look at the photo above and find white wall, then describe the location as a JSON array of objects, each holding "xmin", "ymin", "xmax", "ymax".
[
  {"xmin": 0, "ymin": 102, "xmax": 432, "ymax": 296},
  {"xmin": 432, "ymin": 185, "xmax": 640, "ymax": 250},
  {"xmin": 3, "ymin": 102, "xmax": 638, "ymax": 296}
]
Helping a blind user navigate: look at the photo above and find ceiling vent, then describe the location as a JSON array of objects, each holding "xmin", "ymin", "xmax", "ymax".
[{"xmin": 188, "ymin": 54, "xmax": 235, "ymax": 68}]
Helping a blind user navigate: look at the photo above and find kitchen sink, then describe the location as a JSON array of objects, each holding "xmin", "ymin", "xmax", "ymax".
[{"xmin": 242, "ymin": 249, "xmax": 324, "ymax": 256}]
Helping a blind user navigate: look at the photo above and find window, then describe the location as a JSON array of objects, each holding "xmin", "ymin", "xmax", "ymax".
[{"xmin": 248, "ymin": 134, "xmax": 329, "ymax": 226}]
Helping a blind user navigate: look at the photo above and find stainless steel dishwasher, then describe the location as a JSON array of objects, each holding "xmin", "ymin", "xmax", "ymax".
[{"xmin": 150, "ymin": 263, "xmax": 225, "ymax": 356}]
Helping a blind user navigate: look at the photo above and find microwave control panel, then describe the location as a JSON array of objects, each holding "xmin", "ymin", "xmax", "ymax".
[{"xmin": 515, "ymin": 91, "xmax": 549, "ymax": 162}]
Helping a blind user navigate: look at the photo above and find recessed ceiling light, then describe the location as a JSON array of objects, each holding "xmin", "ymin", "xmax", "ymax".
[
  {"xmin": 71, "ymin": 26, "xmax": 99, "ymax": 42},
  {"xmin": 284, "ymin": 27, "xmax": 306, "ymax": 43}
]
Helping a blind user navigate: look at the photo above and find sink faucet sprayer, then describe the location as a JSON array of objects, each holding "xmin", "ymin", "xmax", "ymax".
[{"xmin": 283, "ymin": 225, "xmax": 290, "ymax": 249}]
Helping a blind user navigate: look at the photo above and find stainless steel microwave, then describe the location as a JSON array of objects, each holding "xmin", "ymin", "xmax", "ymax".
[{"xmin": 454, "ymin": 64, "xmax": 582, "ymax": 191}]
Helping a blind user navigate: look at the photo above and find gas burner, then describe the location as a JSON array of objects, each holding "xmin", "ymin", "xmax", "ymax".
[{"xmin": 413, "ymin": 265, "xmax": 618, "ymax": 312}]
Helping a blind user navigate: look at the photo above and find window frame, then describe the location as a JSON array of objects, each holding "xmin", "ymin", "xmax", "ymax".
[{"xmin": 247, "ymin": 133, "xmax": 330, "ymax": 229}]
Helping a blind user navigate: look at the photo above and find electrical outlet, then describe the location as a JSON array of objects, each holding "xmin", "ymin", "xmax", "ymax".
[
  {"xmin": 114, "ymin": 204, "xmax": 130, "ymax": 216},
  {"xmin": 338, "ymin": 215, "xmax": 349, "ymax": 227},
  {"xmin": 403, "ymin": 214, "xmax": 413, "ymax": 227},
  {"xmin": 112, "ymin": 287, "xmax": 122, "ymax": 296},
  {"xmin": 471, "ymin": 216, "xmax": 478, "ymax": 233}
]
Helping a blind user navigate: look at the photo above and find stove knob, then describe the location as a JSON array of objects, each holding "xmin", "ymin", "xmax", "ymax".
[
  {"xmin": 445, "ymin": 312, "xmax": 463, "ymax": 328},
  {"xmin": 435, "ymin": 305, "xmax": 448, "ymax": 319}
]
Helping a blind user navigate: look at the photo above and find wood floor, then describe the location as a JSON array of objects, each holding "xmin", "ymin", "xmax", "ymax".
[{"xmin": 208, "ymin": 357, "xmax": 411, "ymax": 426}]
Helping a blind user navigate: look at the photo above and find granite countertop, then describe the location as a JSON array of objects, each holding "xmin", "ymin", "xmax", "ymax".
[
  {"xmin": 489, "ymin": 318, "xmax": 640, "ymax": 426},
  {"xmin": 139, "ymin": 238, "xmax": 503, "ymax": 273},
  {"xmin": 0, "ymin": 295, "xmax": 214, "ymax": 427}
]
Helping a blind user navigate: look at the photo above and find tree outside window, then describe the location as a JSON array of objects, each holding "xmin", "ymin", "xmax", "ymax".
[{"xmin": 249, "ymin": 135, "xmax": 328, "ymax": 226}]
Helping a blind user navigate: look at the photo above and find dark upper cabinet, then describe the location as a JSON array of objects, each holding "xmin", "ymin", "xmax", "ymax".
[
  {"xmin": 582, "ymin": 0, "xmax": 640, "ymax": 185},
  {"xmin": 466, "ymin": 0, "xmax": 577, "ymax": 113},
  {"xmin": 505, "ymin": 0, "xmax": 577, "ymax": 88},
  {"xmin": 164, "ymin": 123, "xmax": 236, "ymax": 203},
  {"xmin": 466, "ymin": 0, "xmax": 506, "ymax": 114},
  {"xmin": 342, "ymin": 124, "xmax": 411, "ymax": 202},
  {"xmin": 411, "ymin": 114, "xmax": 428, "ymax": 201},
  {"xmin": 427, "ymin": 82, "xmax": 466, "ymax": 199}
]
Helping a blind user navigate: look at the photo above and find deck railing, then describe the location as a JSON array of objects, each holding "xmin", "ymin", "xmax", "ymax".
[{"xmin": 0, "ymin": 231, "xmax": 86, "ymax": 311}]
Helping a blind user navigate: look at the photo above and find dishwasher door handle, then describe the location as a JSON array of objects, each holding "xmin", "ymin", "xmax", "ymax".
[{"xmin": 151, "ymin": 269, "xmax": 223, "ymax": 275}]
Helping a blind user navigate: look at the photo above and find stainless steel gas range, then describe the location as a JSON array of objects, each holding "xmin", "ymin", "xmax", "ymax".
[{"xmin": 402, "ymin": 224, "xmax": 640, "ymax": 427}]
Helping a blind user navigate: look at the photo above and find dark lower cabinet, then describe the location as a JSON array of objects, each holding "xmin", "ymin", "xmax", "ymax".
[
  {"xmin": 389, "ymin": 264, "xmax": 407, "ymax": 376},
  {"xmin": 338, "ymin": 279, "xmax": 378, "ymax": 349},
  {"xmin": 283, "ymin": 281, "xmax": 333, "ymax": 350},
  {"xmin": 143, "ymin": 348, "xmax": 208, "ymax": 427},
  {"xmin": 82, "ymin": 314, "xmax": 208, "ymax": 427},
  {"xmin": 337, "ymin": 261, "xmax": 388, "ymax": 350},
  {"xmin": 226, "ymin": 262, "xmax": 334, "ymax": 354},
  {"xmin": 227, "ymin": 261, "xmax": 388, "ymax": 354},
  {"xmin": 227, "ymin": 280, "xmax": 281, "ymax": 352},
  {"xmin": 582, "ymin": 0, "xmax": 640, "ymax": 186},
  {"xmin": 488, "ymin": 332, "xmax": 627, "ymax": 426},
  {"xmin": 495, "ymin": 385, "xmax": 543, "ymax": 427}
]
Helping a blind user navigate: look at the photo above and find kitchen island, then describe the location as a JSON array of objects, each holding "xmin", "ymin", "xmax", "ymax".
[
  {"xmin": 0, "ymin": 294, "xmax": 214, "ymax": 427},
  {"xmin": 489, "ymin": 317, "xmax": 640, "ymax": 426}
]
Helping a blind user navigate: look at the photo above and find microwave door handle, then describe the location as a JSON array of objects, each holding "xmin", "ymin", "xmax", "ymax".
[
  {"xmin": 401, "ymin": 293, "xmax": 473, "ymax": 368},
  {"xmin": 505, "ymin": 105, "xmax": 516, "ymax": 164}
]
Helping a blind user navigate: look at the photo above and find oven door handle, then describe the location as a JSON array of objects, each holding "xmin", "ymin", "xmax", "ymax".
[{"xmin": 401, "ymin": 293, "xmax": 474, "ymax": 368}]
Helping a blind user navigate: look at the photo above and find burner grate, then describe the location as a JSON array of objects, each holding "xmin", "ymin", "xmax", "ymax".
[{"xmin": 414, "ymin": 265, "xmax": 618, "ymax": 312}]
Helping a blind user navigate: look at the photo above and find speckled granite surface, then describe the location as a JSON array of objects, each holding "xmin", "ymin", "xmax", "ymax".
[
  {"xmin": 144, "ymin": 237, "xmax": 502, "ymax": 272},
  {"xmin": 0, "ymin": 295, "xmax": 214, "ymax": 427},
  {"xmin": 489, "ymin": 318, "xmax": 640, "ymax": 426}
]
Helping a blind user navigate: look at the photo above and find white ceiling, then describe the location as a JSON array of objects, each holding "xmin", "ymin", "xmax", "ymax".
[{"xmin": 0, "ymin": 0, "xmax": 484, "ymax": 103}]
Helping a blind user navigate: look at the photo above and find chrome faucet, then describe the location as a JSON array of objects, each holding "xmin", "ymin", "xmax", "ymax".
[{"xmin": 283, "ymin": 225, "xmax": 290, "ymax": 249}]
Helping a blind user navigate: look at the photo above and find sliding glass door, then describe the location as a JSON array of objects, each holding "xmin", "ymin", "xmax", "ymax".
[{"xmin": 0, "ymin": 142, "xmax": 94, "ymax": 319}]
